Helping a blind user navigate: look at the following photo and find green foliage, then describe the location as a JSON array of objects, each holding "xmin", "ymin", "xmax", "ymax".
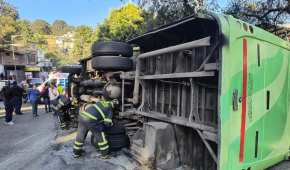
[
  {"xmin": 31, "ymin": 19, "xmax": 51, "ymax": 35},
  {"xmin": 98, "ymin": 3, "xmax": 145, "ymax": 41},
  {"xmin": 0, "ymin": 0, "xmax": 18, "ymax": 41},
  {"xmin": 15, "ymin": 20, "xmax": 33, "ymax": 44},
  {"xmin": 51, "ymin": 20, "xmax": 73, "ymax": 35},
  {"xmin": 45, "ymin": 52, "xmax": 61, "ymax": 67},
  {"xmin": 133, "ymin": 0, "xmax": 204, "ymax": 27},
  {"xmin": 31, "ymin": 33, "xmax": 48, "ymax": 49},
  {"xmin": 0, "ymin": 0, "xmax": 18, "ymax": 19},
  {"xmin": 71, "ymin": 25, "xmax": 97, "ymax": 62},
  {"xmin": 0, "ymin": 15, "xmax": 17, "ymax": 41},
  {"xmin": 14, "ymin": 20, "xmax": 48, "ymax": 49}
]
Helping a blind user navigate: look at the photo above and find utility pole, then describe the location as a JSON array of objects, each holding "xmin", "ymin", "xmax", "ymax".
[
  {"xmin": 80, "ymin": 37, "xmax": 84, "ymax": 59},
  {"xmin": 11, "ymin": 35, "xmax": 17, "ymax": 82},
  {"xmin": 11, "ymin": 35, "xmax": 34, "ymax": 82}
]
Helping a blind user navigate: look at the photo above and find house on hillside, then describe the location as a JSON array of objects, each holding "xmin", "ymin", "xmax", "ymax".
[
  {"xmin": 0, "ymin": 48, "xmax": 39, "ymax": 82},
  {"xmin": 55, "ymin": 32, "xmax": 75, "ymax": 53}
]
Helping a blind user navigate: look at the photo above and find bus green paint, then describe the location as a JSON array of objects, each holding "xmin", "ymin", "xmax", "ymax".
[{"xmin": 214, "ymin": 13, "xmax": 290, "ymax": 170}]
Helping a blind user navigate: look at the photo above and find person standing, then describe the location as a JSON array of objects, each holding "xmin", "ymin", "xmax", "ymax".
[
  {"xmin": 43, "ymin": 83, "xmax": 51, "ymax": 113},
  {"xmin": 0, "ymin": 83, "xmax": 14, "ymax": 125},
  {"xmin": 11, "ymin": 81, "xmax": 24, "ymax": 115},
  {"xmin": 49, "ymin": 83, "xmax": 59, "ymax": 102},
  {"xmin": 28, "ymin": 85, "xmax": 40, "ymax": 117},
  {"xmin": 19, "ymin": 80, "xmax": 29, "ymax": 103},
  {"xmin": 49, "ymin": 83, "xmax": 59, "ymax": 116}
]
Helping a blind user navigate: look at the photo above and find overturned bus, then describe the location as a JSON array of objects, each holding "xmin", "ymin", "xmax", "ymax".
[
  {"xmin": 118, "ymin": 13, "xmax": 290, "ymax": 170},
  {"xmin": 62, "ymin": 12, "xmax": 290, "ymax": 170}
]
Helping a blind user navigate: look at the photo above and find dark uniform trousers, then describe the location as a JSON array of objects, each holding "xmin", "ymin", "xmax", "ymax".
[
  {"xmin": 14, "ymin": 96, "xmax": 22, "ymax": 115},
  {"xmin": 5, "ymin": 101, "xmax": 14, "ymax": 122},
  {"xmin": 73, "ymin": 102, "xmax": 113, "ymax": 156}
]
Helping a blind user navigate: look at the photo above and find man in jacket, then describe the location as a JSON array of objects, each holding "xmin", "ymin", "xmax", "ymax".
[
  {"xmin": 1, "ymin": 82, "xmax": 15, "ymax": 125},
  {"xmin": 28, "ymin": 85, "xmax": 40, "ymax": 117},
  {"xmin": 42, "ymin": 83, "xmax": 51, "ymax": 113},
  {"xmin": 73, "ymin": 88, "xmax": 120, "ymax": 159},
  {"xmin": 11, "ymin": 81, "xmax": 24, "ymax": 115}
]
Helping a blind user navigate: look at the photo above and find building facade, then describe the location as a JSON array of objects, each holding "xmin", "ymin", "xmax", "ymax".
[{"xmin": 0, "ymin": 48, "xmax": 38, "ymax": 82}]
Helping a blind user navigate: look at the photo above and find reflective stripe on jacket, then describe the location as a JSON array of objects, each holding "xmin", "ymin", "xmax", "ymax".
[{"xmin": 79, "ymin": 100, "xmax": 113, "ymax": 122}]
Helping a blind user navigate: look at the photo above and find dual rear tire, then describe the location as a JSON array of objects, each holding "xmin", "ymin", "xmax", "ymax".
[
  {"xmin": 91, "ymin": 41, "xmax": 133, "ymax": 57},
  {"xmin": 91, "ymin": 41, "xmax": 134, "ymax": 71},
  {"xmin": 60, "ymin": 64, "xmax": 82, "ymax": 74},
  {"xmin": 91, "ymin": 56, "xmax": 133, "ymax": 71}
]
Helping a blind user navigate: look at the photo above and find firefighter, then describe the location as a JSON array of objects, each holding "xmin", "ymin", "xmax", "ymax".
[
  {"xmin": 73, "ymin": 86, "xmax": 120, "ymax": 159},
  {"xmin": 51, "ymin": 92, "xmax": 71, "ymax": 129}
]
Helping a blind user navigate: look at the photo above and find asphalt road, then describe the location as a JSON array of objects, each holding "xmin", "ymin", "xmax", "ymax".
[
  {"xmin": 0, "ymin": 109, "xmax": 56, "ymax": 170},
  {"xmin": 0, "ymin": 109, "xmax": 138, "ymax": 170}
]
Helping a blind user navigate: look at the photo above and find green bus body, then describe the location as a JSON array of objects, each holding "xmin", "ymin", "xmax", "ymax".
[
  {"xmin": 217, "ymin": 14, "xmax": 290, "ymax": 170},
  {"xmin": 127, "ymin": 12, "xmax": 289, "ymax": 169}
]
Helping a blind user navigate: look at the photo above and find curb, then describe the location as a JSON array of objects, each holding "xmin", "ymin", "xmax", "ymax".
[{"xmin": 0, "ymin": 105, "xmax": 45, "ymax": 118}]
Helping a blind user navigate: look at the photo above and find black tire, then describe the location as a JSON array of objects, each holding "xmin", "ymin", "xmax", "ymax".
[
  {"xmin": 79, "ymin": 80, "xmax": 105, "ymax": 87},
  {"xmin": 85, "ymin": 89, "xmax": 103, "ymax": 96},
  {"xmin": 60, "ymin": 64, "xmax": 82, "ymax": 74},
  {"xmin": 92, "ymin": 41, "xmax": 133, "ymax": 57},
  {"xmin": 108, "ymin": 135, "xmax": 130, "ymax": 151},
  {"xmin": 91, "ymin": 56, "xmax": 133, "ymax": 71},
  {"xmin": 78, "ymin": 87, "xmax": 85, "ymax": 94},
  {"xmin": 105, "ymin": 125, "xmax": 126, "ymax": 135},
  {"xmin": 90, "ymin": 133, "xmax": 130, "ymax": 151}
]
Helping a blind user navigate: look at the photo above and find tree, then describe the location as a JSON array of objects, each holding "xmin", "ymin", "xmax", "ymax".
[
  {"xmin": 51, "ymin": 20, "xmax": 72, "ymax": 35},
  {"xmin": 0, "ymin": 0, "xmax": 18, "ymax": 19},
  {"xmin": 224, "ymin": 0, "xmax": 290, "ymax": 29},
  {"xmin": 45, "ymin": 52, "xmax": 62, "ymax": 67},
  {"xmin": 98, "ymin": 3, "xmax": 145, "ymax": 41},
  {"xmin": 15, "ymin": 20, "xmax": 34, "ymax": 44},
  {"xmin": 71, "ymin": 25, "xmax": 97, "ymax": 62},
  {"xmin": 132, "ymin": 0, "xmax": 204, "ymax": 27},
  {"xmin": 0, "ymin": 0, "xmax": 18, "ymax": 42},
  {"xmin": 31, "ymin": 19, "xmax": 51, "ymax": 35},
  {"xmin": 0, "ymin": 15, "xmax": 17, "ymax": 41}
]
